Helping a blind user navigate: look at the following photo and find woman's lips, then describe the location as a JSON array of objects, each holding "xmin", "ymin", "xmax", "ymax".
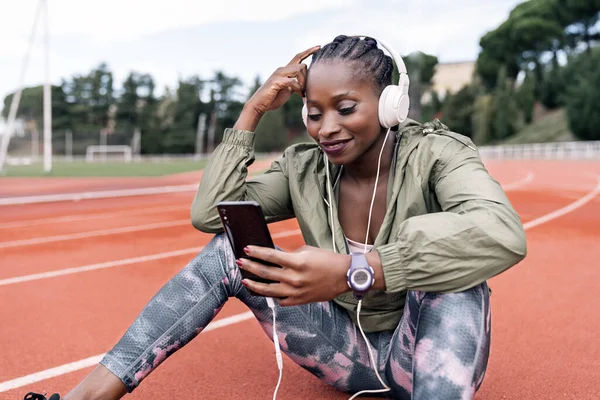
[{"xmin": 321, "ymin": 139, "xmax": 352, "ymax": 156}]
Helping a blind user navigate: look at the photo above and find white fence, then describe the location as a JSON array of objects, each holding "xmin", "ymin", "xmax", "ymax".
[{"xmin": 478, "ymin": 141, "xmax": 600, "ymax": 160}]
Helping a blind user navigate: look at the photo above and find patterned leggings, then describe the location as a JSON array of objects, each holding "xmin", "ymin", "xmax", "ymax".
[{"xmin": 100, "ymin": 234, "xmax": 491, "ymax": 399}]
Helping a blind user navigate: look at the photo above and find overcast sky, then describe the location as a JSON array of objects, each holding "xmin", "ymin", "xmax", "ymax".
[{"xmin": 0, "ymin": 0, "xmax": 523, "ymax": 107}]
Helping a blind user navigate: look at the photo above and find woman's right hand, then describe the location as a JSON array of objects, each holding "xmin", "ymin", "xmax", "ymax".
[{"xmin": 234, "ymin": 46, "xmax": 320, "ymax": 131}]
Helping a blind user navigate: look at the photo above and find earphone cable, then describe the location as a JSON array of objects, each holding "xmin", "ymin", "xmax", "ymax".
[{"xmin": 266, "ymin": 297, "xmax": 283, "ymax": 400}]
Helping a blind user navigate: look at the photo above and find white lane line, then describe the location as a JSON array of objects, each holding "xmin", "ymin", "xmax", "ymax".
[
  {"xmin": 0, "ymin": 229, "xmax": 302, "ymax": 286},
  {"xmin": 0, "ymin": 248, "xmax": 204, "ymax": 286},
  {"xmin": 502, "ymin": 171, "xmax": 535, "ymax": 191},
  {"xmin": 0, "ymin": 311, "xmax": 255, "ymax": 393},
  {"xmin": 0, "ymin": 220, "xmax": 192, "ymax": 249},
  {"xmin": 523, "ymin": 177, "xmax": 600, "ymax": 230},
  {"xmin": 0, "ymin": 205, "xmax": 189, "ymax": 230},
  {"xmin": 0, "ymin": 184, "xmax": 199, "ymax": 206}
]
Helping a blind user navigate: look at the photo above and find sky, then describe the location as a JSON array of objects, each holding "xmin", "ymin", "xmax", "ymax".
[{"xmin": 0, "ymin": 0, "xmax": 524, "ymax": 109}]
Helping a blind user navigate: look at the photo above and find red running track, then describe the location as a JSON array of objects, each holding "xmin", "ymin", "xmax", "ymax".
[{"xmin": 0, "ymin": 159, "xmax": 599, "ymax": 399}]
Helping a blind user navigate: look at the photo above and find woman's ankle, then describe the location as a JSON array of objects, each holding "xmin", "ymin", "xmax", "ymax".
[{"xmin": 63, "ymin": 365, "xmax": 128, "ymax": 400}]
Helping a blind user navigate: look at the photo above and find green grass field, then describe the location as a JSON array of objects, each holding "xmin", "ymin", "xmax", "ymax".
[{"xmin": 1, "ymin": 159, "xmax": 208, "ymax": 177}]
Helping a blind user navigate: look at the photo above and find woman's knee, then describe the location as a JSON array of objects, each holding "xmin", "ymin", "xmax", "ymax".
[
  {"xmin": 412, "ymin": 283, "xmax": 491, "ymax": 396},
  {"xmin": 178, "ymin": 233, "xmax": 243, "ymax": 296}
]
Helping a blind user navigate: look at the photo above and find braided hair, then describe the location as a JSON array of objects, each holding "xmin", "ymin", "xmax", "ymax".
[{"xmin": 309, "ymin": 35, "xmax": 395, "ymax": 95}]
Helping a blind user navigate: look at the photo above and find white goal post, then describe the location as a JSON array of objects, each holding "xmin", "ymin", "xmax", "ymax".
[{"xmin": 85, "ymin": 145, "xmax": 133, "ymax": 162}]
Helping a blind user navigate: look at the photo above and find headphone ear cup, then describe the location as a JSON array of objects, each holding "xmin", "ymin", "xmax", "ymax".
[
  {"xmin": 378, "ymin": 86, "xmax": 399, "ymax": 128},
  {"xmin": 301, "ymin": 99, "xmax": 308, "ymax": 127},
  {"xmin": 378, "ymin": 83, "xmax": 410, "ymax": 128}
]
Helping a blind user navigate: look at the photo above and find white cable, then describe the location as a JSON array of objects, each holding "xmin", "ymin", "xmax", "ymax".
[
  {"xmin": 266, "ymin": 297, "xmax": 283, "ymax": 400},
  {"xmin": 325, "ymin": 128, "xmax": 393, "ymax": 399},
  {"xmin": 325, "ymin": 159, "xmax": 338, "ymax": 253},
  {"xmin": 348, "ymin": 127, "xmax": 393, "ymax": 399},
  {"xmin": 364, "ymin": 127, "xmax": 392, "ymax": 249},
  {"xmin": 347, "ymin": 300, "xmax": 391, "ymax": 400}
]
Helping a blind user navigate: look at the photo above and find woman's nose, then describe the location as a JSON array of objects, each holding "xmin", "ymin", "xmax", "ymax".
[{"xmin": 318, "ymin": 113, "xmax": 342, "ymax": 138}]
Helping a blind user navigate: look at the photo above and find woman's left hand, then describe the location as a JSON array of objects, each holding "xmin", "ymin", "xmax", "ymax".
[{"xmin": 238, "ymin": 245, "xmax": 350, "ymax": 306}]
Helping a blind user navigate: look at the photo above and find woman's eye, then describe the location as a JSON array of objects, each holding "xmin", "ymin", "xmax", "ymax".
[
  {"xmin": 307, "ymin": 114, "xmax": 321, "ymax": 121},
  {"xmin": 339, "ymin": 105, "xmax": 356, "ymax": 115}
]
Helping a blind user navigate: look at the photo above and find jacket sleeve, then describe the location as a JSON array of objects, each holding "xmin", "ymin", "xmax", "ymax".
[
  {"xmin": 376, "ymin": 136, "xmax": 527, "ymax": 293},
  {"xmin": 190, "ymin": 128, "xmax": 294, "ymax": 233}
]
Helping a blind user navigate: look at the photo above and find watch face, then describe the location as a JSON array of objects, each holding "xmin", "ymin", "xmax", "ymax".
[{"xmin": 350, "ymin": 269, "xmax": 372, "ymax": 291}]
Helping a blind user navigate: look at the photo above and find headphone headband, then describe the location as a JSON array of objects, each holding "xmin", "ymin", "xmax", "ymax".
[{"xmin": 349, "ymin": 35, "xmax": 407, "ymax": 77}]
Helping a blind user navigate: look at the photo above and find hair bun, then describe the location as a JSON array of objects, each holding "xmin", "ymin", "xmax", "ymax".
[
  {"xmin": 333, "ymin": 35, "xmax": 348, "ymax": 44},
  {"xmin": 364, "ymin": 37, "xmax": 378, "ymax": 47}
]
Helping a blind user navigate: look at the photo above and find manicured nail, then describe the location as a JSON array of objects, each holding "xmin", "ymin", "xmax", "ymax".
[
  {"xmin": 235, "ymin": 259, "xmax": 243, "ymax": 267},
  {"xmin": 244, "ymin": 247, "xmax": 250, "ymax": 254},
  {"xmin": 241, "ymin": 280, "xmax": 248, "ymax": 287}
]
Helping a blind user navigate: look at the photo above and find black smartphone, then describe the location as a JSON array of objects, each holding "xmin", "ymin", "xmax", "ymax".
[{"xmin": 216, "ymin": 201, "xmax": 281, "ymax": 294}]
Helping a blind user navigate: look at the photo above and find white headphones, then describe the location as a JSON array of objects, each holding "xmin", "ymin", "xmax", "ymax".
[{"xmin": 301, "ymin": 35, "xmax": 410, "ymax": 129}]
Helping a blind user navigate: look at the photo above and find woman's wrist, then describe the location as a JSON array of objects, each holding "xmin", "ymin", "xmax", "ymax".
[
  {"xmin": 334, "ymin": 254, "xmax": 352, "ymax": 297},
  {"xmin": 233, "ymin": 103, "xmax": 263, "ymax": 132}
]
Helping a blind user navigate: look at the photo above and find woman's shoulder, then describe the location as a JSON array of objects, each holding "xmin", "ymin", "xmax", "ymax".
[
  {"xmin": 280, "ymin": 141, "xmax": 321, "ymax": 162},
  {"xmin": 400, "ymin": 119, "xmax": 477, "ymax": 161}
]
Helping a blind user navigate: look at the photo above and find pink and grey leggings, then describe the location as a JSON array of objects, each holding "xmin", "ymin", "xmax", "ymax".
[{"xmin": 100, "ymin": 234, "xmax": 491, "ymax": 399}]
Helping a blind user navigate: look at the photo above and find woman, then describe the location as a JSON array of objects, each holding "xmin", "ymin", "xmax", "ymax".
[{"xmin": 27, "ymin": 35, "xmax": 526, "ymax": 400}]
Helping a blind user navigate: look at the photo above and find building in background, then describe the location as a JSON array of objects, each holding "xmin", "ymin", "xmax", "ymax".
[{"xmin": 422, "ymin": 61, "xmax": 475, "ymax": 103}]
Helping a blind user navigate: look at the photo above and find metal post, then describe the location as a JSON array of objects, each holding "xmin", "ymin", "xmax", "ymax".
[
  {"xmin": 66, "ymin": 129, "xmax": 73, "ymax": 161},
  {"xmin": 0, "ymin": 1, "xmax": 43, "ymax": 173},
  {"xmin": 43, "ymin": 0, "xmax": 52, "ymax": 173},
  {"xmin": 195, "ymin": 113, "xmax": 206, "ymax": 158}
]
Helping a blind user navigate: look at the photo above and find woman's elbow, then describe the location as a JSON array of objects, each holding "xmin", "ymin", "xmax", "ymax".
[
  {"xmin": 190, "ymin": 206, "xmax": 220, "ymax": 233},
  {"xmin": 504, "ymin": 221, "xmax": 528, "ymax": 265}
]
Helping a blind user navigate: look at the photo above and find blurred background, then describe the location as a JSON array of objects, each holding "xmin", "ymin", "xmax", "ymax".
[{"xmin": 1, "ymin": 0, "xmax": 599, "ymax": 176}]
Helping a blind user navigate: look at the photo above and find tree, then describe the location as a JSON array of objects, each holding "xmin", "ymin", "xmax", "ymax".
[
  {"xmin": 476, "ymin": 21, "xmax": 520, "ymax": 90},
  {"xmin": 162, "ymin": 76, "xmax": 204, "ymax": 154},
  {"xmin": 61, "ymin": 63, "xmax": 116, "ymax": 133},
  {"xmin": 564, "ymin": 0, "xmax": 600, "ymax": 53},
  {"xmin": 492, "ymin": 66, "xmax": 520, "ymax": 140},
  {"xmin": 2, "ymin": 86, "xmax": 44, "ymax": 121},
  {"xmin": 539, "ymin": 60, "xmax": 565, "ymax": 109},
  {"xmin": 565, "ymin": 47, "xmax": 600, "ymax": 140},
  {"xmin": 254, "ymin": 108, "xmax": 287, "ymax": 153},
  {"xmin": 471, "ymin": 94, "xmax": 495, "ymax": 145},
  {"xmin": 209, "ymin": 71, "xmax": 244, "ymax": 141},
  {"xmin": 440, "ymin": 85, "xmax": 476, "ymax": 138},
  {"xmin": 517, "ymin": 70, "xmax": 536, "ymax": 123}
]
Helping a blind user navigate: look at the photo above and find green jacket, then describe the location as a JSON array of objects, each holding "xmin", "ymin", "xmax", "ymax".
[{"xmin": 191, "ymin": 119, "xmax": 527, "ymax": 332}]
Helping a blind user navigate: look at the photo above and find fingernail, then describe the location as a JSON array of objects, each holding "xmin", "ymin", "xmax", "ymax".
[
  {"xmin": 244, "ymin": 247, "xmax": 250, "ymax": 254},
  {"xmin": 241, "ymin": 280, "xmax": 248, "ymax": 287},
  {"xmin": 235, "ymin": 259, "xmax": 243, "ymax": 267}
]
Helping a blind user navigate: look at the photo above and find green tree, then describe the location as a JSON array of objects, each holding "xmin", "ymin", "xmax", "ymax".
[
  {"xmin": 492, "ymin": 66, "xmax": 520, "ymax": 140},
  {"xmin": 254, "ymin": 108, "xmax": 287, "ymax": 153},
  {"xmin": 564, "ymin": 0, "xmax": 600, "ymax": 53},
  {"xmin": 539, "ymin": 60, "xmax": 565, "ymax": 109},
  {"xmin": 209, "ymin": 71, "xmax": 244, "ymax": 141},
  {"xmin": 440, "ymin": 85, "xmax": 476, "ymax": 137},
  {"xmin": 565, "ymin": 47, "xmax": 600, "ymax": 140},
  {"xmin": 422, "ymin": 90, "xmax": 443, "ymax": 122},
  {"xmin": 476, "ymin": 21, "xmax": 520, "ymax": 90},
  {"xmin": 162, "ymin": 76, "xmax": 204, "ymax": 153},
  {"xmin": 517, "ymin": 70, "xmax": 536, "ymax": 123},
  {"xmin": 471, "ymin": 94, "xmax": 495, "ymax": 145},
  {"xmin": 2, "ymin": 86, "xmax": 44, "ymax": 121},
  {"xmin": 62, "ymin": 63, "xmax": 116, "ymax": 133}
]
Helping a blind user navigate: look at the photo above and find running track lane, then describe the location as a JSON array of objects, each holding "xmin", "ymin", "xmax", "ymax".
[{"xmin": 1, "ymin": 160, "xmax": 599, "ymax": 399}]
